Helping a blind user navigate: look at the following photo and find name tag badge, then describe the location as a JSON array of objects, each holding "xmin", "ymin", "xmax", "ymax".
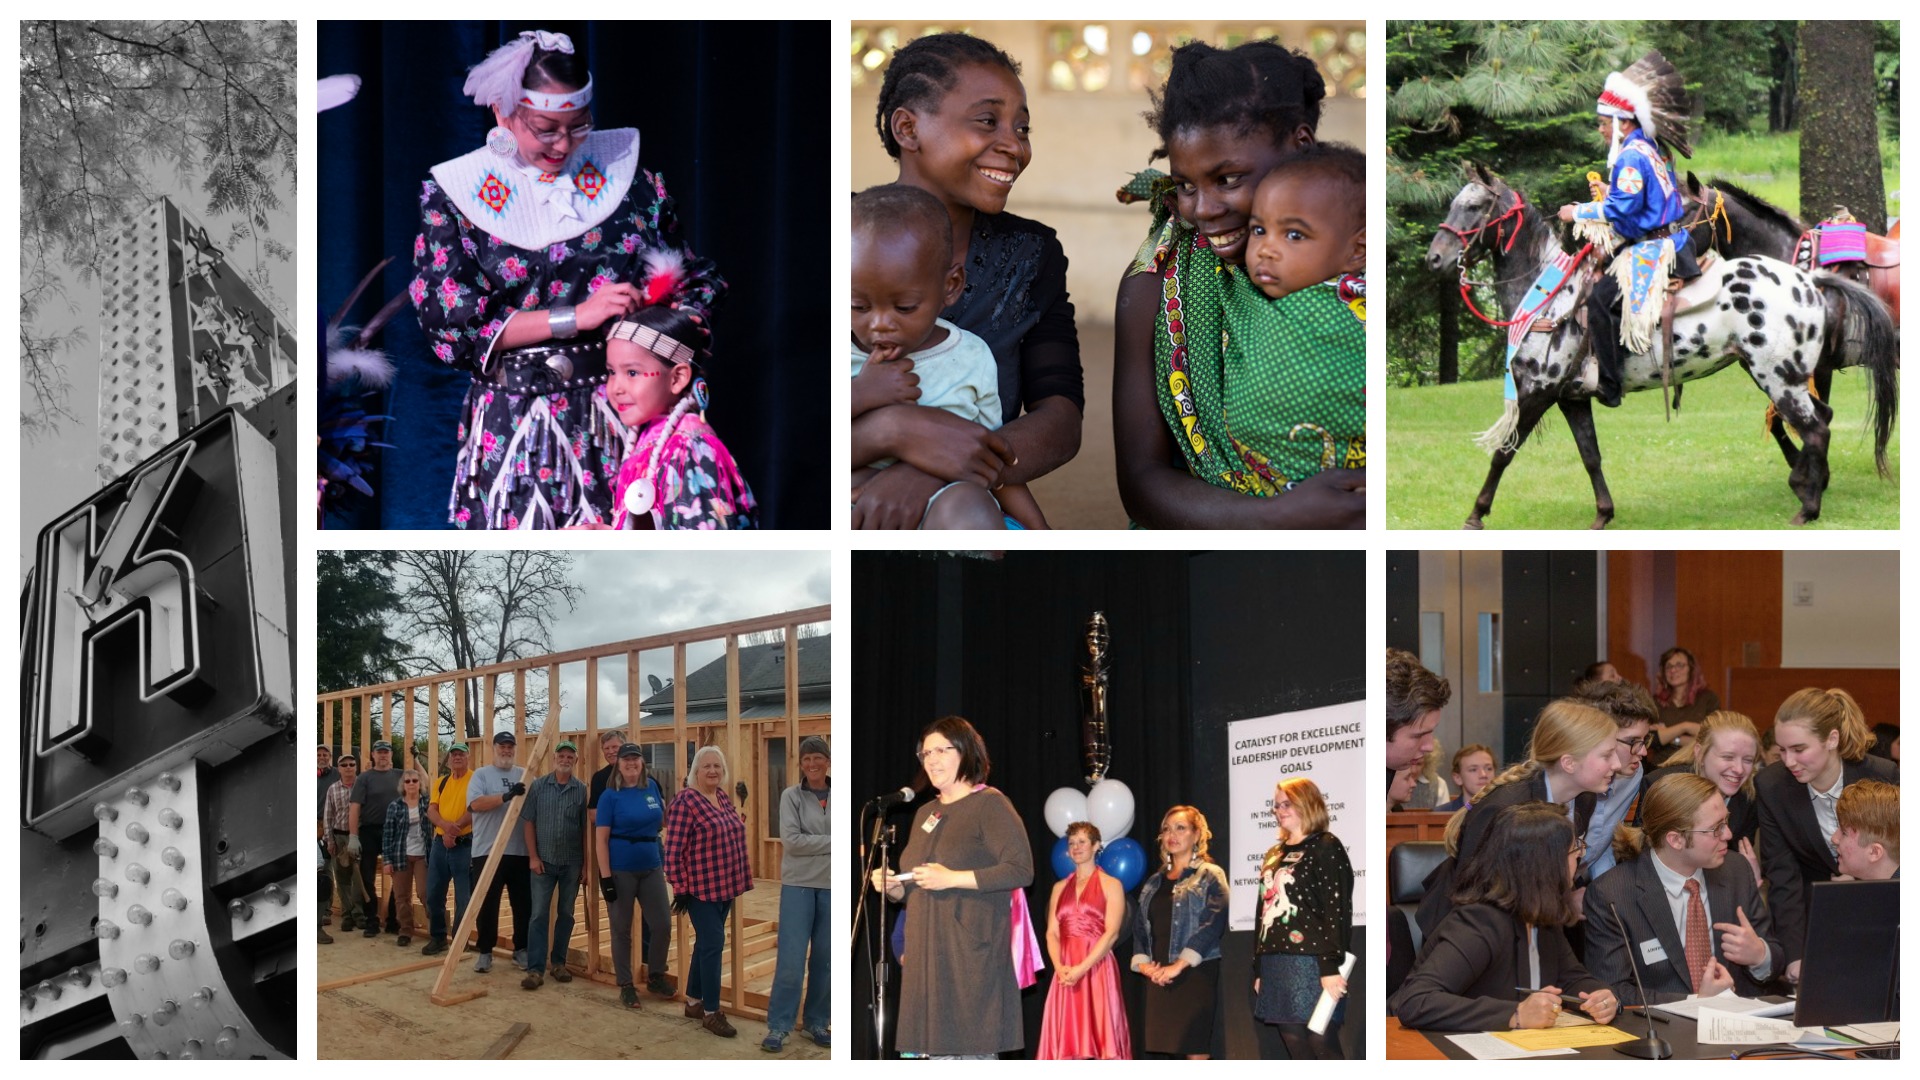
[
  {"xmin": 923, "ymin": 812, "xmax": 943, "ymax": 834},
  {"xmin": 1639, "ymin": 937, "xmax": 1668, "ymax": 964}
]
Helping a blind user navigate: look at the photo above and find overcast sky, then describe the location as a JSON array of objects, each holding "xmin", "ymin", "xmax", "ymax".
[{"xmin": 386, "ymin": 550, "xmax": 830, "ymax": 739}]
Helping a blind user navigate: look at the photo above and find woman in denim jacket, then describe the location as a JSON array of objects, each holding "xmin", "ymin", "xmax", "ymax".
[{"xmin": 1131, "ymin": 805, "xmax": 1229, "ymax": 1058}]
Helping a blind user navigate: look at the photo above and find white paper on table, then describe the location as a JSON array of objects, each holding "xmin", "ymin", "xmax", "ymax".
[
  {"xmin": 1649, "ymin": 990, "xmax": 1795, "ymax": 1021},
  {"xmin": 1696, "ymin": 1007, "xmax": 1848, "ymax": 1046},
  {"xmin": 1443, "ymin": 1033, "xmax": 1578, "ymax": 1060},
  {"xmin": 1833, "ymin": 1022, "xmax": 1899, "ymax": 1044}
]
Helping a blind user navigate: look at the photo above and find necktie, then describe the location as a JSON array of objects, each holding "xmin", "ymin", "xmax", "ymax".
[{"xmin": 1683, "ymin": 879, "xmax": 1710, "ymax": 991}]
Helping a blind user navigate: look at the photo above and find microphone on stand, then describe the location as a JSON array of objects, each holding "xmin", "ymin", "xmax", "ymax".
[
  {"xmin": 870, "ymin": 786, "xmax": 917, "ymax": 808},
  {"xmin": 1610, "ymin": 901, "xmax": 1673, "ymax": 1059}
]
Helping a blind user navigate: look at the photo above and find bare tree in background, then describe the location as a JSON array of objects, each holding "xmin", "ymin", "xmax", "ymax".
[
  {"xmin": 19, "ymin": 20, "xmax": 295, "ymax": 438},
  {"xmin": 389, "ymin": 550, "xmax": 583, "ymax": 741}
]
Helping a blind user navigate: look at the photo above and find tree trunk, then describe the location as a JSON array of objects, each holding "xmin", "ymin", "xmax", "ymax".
[
  {"xmin": 1769, "ymin": 25, "xmax": 1799, "ymax": 131},
  {"xmin": 1797, "ymin": 22, "xmax": 1887, "ymax": 232},
  {"xmin": 1438, "ymin": 283, "xmax": 1460, "ymax": 385}
]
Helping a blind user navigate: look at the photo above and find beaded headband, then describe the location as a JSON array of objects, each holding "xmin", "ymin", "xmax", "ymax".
[
  {"xmin": 608, "ymin": 320, "xmax": 696, "ymax": 367},
  {"xmin": 519, "ymin": 77, "xmax": 593, "ymax": 112},
  {"xmin": 466, "ymin": 30, "xmax": 591, "ymax": 116}
]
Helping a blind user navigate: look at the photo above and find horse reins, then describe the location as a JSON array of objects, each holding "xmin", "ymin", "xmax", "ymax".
[
  {"xmin": 1446, "ymin": 189, "xmax": 1592, "ymax": 329},
  {"xmin": 1683, "ymin": 187, "xmax": 1734, "ymax": 250}
]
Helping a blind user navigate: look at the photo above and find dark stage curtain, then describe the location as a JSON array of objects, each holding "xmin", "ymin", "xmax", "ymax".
[
  {"xmin": 851, "ymin": 550, "xmax": 1366, "ymax": 1060},
  {"xmin": 317, "ymin": 21, "xmax": 827, "ymax": 529}
]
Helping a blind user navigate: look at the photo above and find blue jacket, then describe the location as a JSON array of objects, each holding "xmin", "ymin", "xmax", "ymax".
[
  {"xmin": 1132, "ymin": 861, "xmax": 1230, "ymax": 969},
  {"xmin": 1573, "ymin": 128, "xmax": 1684, "ymax": 241}
]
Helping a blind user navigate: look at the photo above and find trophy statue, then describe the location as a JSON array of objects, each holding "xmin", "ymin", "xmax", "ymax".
[{"xmin": 1080, "ymin": 611, "xmax": 1111, "ymax": 784}]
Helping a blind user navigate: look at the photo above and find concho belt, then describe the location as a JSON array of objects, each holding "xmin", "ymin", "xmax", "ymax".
[{"xmin": 481, "ymin": 340, "xmax": 609, "ymax": 395}]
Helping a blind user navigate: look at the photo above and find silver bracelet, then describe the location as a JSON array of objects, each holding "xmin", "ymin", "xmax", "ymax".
[{"xmin": 547, "ymin": 304, "xmax": 579, "ymax": 340}]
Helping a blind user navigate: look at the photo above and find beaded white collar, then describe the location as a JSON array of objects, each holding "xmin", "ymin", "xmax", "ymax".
[{"xmin": 431, "ymin": 127, "xmax": 638, "ymax": 251}]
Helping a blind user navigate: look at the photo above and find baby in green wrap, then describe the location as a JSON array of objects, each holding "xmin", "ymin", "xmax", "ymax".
[{"xmin": 1223, "ymin": 142, "xmax": 1367, "ymax": 487}]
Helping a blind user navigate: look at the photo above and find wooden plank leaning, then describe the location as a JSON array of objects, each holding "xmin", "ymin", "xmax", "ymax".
[{"xmin": 429, "ymin": 710, "xmax": 565, "ymax": 1005}]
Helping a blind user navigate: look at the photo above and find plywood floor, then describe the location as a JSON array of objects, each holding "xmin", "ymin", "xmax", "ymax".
[{"xmin": 319, "ymin": 878, "xmax": 826, "ymax": 1060}]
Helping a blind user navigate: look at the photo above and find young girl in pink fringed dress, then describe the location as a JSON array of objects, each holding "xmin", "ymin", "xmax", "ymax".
[{"xmin": 581, "ymin": 252, "xmax": 756, "ymax": 529}]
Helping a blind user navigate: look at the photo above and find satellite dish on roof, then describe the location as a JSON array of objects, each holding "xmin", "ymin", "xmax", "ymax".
[{"xmin": 647, "ymin": 674, "xmax": 664, "ymax": 693}]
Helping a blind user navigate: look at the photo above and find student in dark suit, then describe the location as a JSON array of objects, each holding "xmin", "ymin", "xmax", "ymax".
[
  {"xmin": 1755, "ymin": 687, "xmax": 1900, "ymax": 983},
  {"xmin": 1585, "ymin": 773, "xmax": 1781, "ymax": 1004},
  {"xmin": 1417, "ymin": 700, "xmax": 1620, "ymax": 934},
  {"xmin": 1390, "ymin": 803, "xmax": 1620, "ymax": 1031},
  {"xmin": 1637, "ymin": 710, "xmax": 1764, "ymax": 885}
]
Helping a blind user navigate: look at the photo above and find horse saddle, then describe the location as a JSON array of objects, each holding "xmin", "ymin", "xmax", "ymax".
[
  {"xmin": 1669, "ymin": 249, "xmax": 1723, "ymax": 315},
  {"xmin": 1797, "ymin": 224, "xmax": 1901, "ymax": 325}
]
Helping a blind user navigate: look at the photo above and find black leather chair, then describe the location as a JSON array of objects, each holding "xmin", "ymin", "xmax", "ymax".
[{"xmin": 1386, "ymin": 840, "xmax": 1450, "ymax": 1004}]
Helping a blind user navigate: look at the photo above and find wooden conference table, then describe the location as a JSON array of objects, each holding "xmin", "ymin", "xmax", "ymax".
[{"xmin": 1387, "ymin": 1016, "xmax": 1880, "ymax": 1060}]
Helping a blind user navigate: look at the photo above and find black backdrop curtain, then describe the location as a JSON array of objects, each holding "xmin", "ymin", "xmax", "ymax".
[
  {"xmin": 317, "ymin": 21, "xmax": 827, "ymax": 529},
  {"xmin": 852, "ymin": 550, "xmax": 1365, "ymax": 1059}
]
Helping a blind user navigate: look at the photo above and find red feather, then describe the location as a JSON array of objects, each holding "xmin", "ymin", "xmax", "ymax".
[{"xmin": 641, "ymin": 249, "xmax": 687, "ymax": 306}]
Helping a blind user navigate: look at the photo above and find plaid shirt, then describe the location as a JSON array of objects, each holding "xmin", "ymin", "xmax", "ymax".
[
  {"xmin": 664, "ymin": 787, "xmax": 753, "ymax": 902},
  {"xmin": 323, "ymin": 782, "xmax": 354, "ymax": 833},
  {"xmin": 382, "ymin": 798, "xmax": 430, "ymax": 866},
  {"xmin": 520, "ymin": 771, "xmax": 588, "ymax": 868}
]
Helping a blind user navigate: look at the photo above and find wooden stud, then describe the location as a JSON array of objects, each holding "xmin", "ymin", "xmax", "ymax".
[
  {"xmin": 479, "ymin": 1021, "xmax": 531, "ymax": 1059},
  {"xmin": 626, "ymin": 650, "xmax": 639, "ymax": 731},
  {"xmin": 427, "ymin": 682, "xmax": 441, "ymax": 778},
  {"xmin": 725, "ymin": 633, "xmax": 745, "ymax": 1011},
  {"xmin": 316, "ymin": 957, "xmax": 445, "ymax": 992},
  {"xmin": 484, "ymin": 674, "xmax": 496, "ymax": 742},
  {"xmin": 455, "ymin": 678, "xmax": 468, "ymax": 749},
  {"xmin": 543, "ymin": 663, "xmax": 558, "ymax": 746},
  {"xmin": 515, "ymin": 667, "xmax": 528, "ymax": 745},
  {"xmin": 673, "ymin": 642, "xmax": 688, "ymax": 997},
  {"xmin": 583, "ymin": 657, "xmax": 602, "ymax": 978}
]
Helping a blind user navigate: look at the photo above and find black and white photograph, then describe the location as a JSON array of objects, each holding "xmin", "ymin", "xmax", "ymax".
[{"xmin": 19, "ymin": 19, "xmax": 299, "ymax": 1059}]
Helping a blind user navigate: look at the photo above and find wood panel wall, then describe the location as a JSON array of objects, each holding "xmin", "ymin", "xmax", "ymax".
[
  {"xmin": 1608, "ymin": 551, "xmax": 1783, "ymax": 699},
  {"xmin": 1723, "ymin": 666, "xmax": 1900, "ymax": 732}
]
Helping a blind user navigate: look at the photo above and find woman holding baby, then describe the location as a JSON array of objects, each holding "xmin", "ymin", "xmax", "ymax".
[
  {"xmin": 1114, "ymin": 40, "xmax": 1366, "ymax": 529},
  {"xmin": 852, "ymin": 33, "xmax": 1085, "ymax": 530}
]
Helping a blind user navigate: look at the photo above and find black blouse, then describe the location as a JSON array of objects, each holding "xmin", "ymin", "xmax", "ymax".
[{"xmin": 943, "ymin": 210, "xmax": 1083, "ymax": 418}]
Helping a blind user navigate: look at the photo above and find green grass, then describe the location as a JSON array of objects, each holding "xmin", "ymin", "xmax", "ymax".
[
  {"xmin": 1385, "ymin": 369, "xmax": 1899, "ymax": 530},
  {"xmin": 1691, "ymin": 128, "xmax": 1901, "ymax": 222}
]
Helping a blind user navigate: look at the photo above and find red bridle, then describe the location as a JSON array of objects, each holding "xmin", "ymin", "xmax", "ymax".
[
  {"xmin": 1439, "ymin": 188, "xmax": 1590, "ymax": 329},
  {"xmin": 1438, "ymin": 188, "xmax": 1529, "ymax": 259}
]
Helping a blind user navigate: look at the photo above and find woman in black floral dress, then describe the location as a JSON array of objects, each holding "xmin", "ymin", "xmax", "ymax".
[{"xmin": 409, "ymin": 29, "xmax": 724, "ymax": 528}]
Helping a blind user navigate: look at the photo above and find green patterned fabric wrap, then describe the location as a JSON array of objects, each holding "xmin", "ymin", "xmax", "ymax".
[
  {"xmin": 1221, "ymin": 273, "xmax": 1366, "ymax": 488},
  {"xmin": 1118, "ymin": 170, "xmax": 1366, "ymax": 495}
]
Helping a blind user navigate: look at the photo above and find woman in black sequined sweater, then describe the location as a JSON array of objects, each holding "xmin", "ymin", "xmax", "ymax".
[{"xmin": 1252, "ymin": 777, "xmax": 1354, "ymax": 1058}]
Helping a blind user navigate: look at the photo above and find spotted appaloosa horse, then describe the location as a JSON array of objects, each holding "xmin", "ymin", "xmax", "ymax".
[
  {"xmin": 1428, "ymin": 164, "xmax": 1896, "ymax": 528},
  {"xmin": 1681, "ymin": 173, "xmax": 1902, "ymax": 465}
]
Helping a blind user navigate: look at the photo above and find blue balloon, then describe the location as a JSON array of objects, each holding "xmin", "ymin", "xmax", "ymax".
[
  {"xmin": 1050, "ymin": 836, "xmax": 1076, "ymax": 881},
  {"xmin": 1097, "ymin": 837, "xmax": 1148, "ymax": 892}
]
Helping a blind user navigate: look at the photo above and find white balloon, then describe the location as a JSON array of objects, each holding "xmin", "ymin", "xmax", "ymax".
[
  {"xmin": 1043, "ymin": 787, "xmax": 1089, "ymax": 838},
  {"xmin": 1086, "ymin": 778, "xmax": 1135, "ymax": 839}
]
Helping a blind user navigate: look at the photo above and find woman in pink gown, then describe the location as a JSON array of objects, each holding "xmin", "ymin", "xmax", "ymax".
[{"xmin": 1037, "ymin": 822, "xmax": 1132, "ymax": 1059}]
